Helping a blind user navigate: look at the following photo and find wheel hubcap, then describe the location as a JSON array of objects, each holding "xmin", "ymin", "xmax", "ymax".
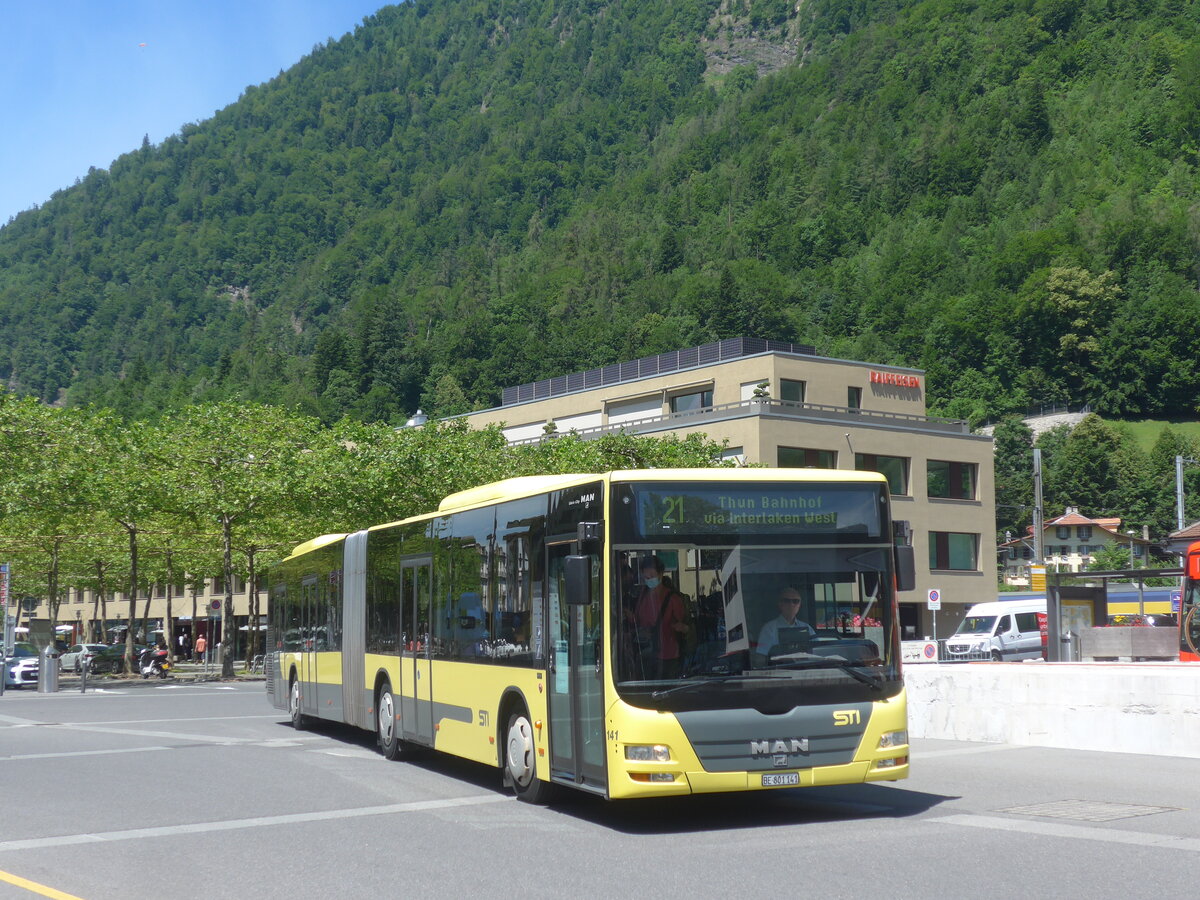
[
  {"xmin": 379, "ymin": 692, "xmax": 394, "ymax": 742},
  {"xmin": 507, "ymin": 717, "xmax": 534, "ymax": 786},
  {"xmin": 291, "ymin": 683, "xmax": 300, "ymax": 717}
]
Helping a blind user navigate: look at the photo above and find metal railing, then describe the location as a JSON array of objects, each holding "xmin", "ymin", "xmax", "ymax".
[
  {"xmin": 501, "ymin": 338, "xmax": 820, "ymax": 407},
  {"xmin": 510, "ymin": 398, "xmax": 969, "ymax": 446}
]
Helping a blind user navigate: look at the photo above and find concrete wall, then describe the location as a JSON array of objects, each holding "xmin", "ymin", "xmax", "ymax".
[{"xmin": 906, "ymin": 662, "xmax": 1200, "ymax": 758}]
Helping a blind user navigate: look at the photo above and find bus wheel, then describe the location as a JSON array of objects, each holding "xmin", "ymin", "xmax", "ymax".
[
  {"xmin": 377, "ymin": 681, "xmax": 411, "ymax": 760},
  {"xmin": 505, "ymin": 711, "xmax": 554, "ymax": 804},
  {"xmin": 289, "ymin": 677, "xmax": 308, "ymax": 730}
]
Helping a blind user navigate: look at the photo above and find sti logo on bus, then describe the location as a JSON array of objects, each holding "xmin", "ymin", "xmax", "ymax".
[
  {"xmin": 833, "ymin": 709, "xmax": 862, "ymax": 726},
  {"xmin": 750, "ymin": 738, "xmax": 809, "ymax": 757}
]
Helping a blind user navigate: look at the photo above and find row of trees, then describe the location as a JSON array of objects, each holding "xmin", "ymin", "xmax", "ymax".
[
  {"xmin": 0, "ymin": 394, "xmax": 728, "ymax": 674},
  {"xmin": 993, "ymin": 414, "xmax": 1200, "ymax": 544}
]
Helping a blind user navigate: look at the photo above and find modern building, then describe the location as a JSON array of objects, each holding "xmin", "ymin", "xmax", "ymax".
[
  {"xmin": 998, "ymin": 507, "xmax": 1152, "ymax": 585},
  {"xmin": 463, "ymin": 337, "xmax": 996, "ymax": 637}
]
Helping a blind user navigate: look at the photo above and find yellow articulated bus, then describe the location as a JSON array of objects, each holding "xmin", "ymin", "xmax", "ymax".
[{"xmin": 266, "ymin": 468, "xmax": 913, "ymax": 802}]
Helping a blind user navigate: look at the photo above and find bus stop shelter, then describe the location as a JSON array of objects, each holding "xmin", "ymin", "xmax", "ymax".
[{"xmin": 1046, "ymin": 567, "xmax": 1182, "ymax": 661}]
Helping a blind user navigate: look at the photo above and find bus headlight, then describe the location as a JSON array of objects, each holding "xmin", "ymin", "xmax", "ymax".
[
  {"xmin": 625, "ymin": 744, "xmax": 671, "ymax": 762},
  {"xmin": 877, "ymin": 730, "xmax": 908, "ymax": 749}
]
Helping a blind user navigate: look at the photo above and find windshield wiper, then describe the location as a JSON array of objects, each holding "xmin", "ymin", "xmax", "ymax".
[
  {"xmin": 764, "ymin": 659, "xmax": 885, "ymax": 691},
  {"xmin": 649, "ymin": 673, "xmax": 742, "ymax": 699}
]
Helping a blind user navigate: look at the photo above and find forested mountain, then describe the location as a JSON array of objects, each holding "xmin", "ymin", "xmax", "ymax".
[{"xmin": 2, "ymin": 0, "xmax": 1200, "ymax": 424}]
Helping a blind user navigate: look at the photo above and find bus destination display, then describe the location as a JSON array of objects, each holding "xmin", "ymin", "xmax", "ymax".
[{"xmin": 629, "ymin": 484, "xmax": 884, "ymax": 538}]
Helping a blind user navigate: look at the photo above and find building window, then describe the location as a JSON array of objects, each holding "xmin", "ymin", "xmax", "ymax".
[
  {"xmin": 720, "ymin": 446, "xmax": 745, "ymax": 464},
  {"xmin": 927, "ymin": 460, "xmax": 977, "ymax": 500},
  {"xmin": 1021, "ymin": 547, "xmax": 1032, "ymax": 559},
  {"xmin": 855, "ymin": 453, "xmax": 909, "ymax": 495},
  {"xmin": 778, "ymin": 447, "xmax": 836, "ymax": 468},
  {"xmin": 847, "ymin": 386, "xmax": 862, "ymax": 409},
  {"xmin": 669, "ymin": 389, "xmax": 713, "ymax": 414},
  {"xmin": 780, "ymin": 379, "xmax": 805, "ymax": 403},
  {"xmin": 1077, "ymin": 526, "xmax": 1092, "ymax": 540},
  {"xmin": 929, "ymin": 532, "xmax": 978, "ymax": 571},
  {"xmin": 1055, "ymin": 526, "xmax": 1070, "ymax": 540}
]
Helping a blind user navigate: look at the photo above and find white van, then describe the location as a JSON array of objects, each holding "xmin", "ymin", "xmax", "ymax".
[{"xmin": 944, "ymin": 599, "xmax": 1046, "ymax": 661}]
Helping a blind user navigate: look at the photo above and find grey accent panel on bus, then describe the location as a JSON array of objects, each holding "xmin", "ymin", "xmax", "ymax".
[
  {"xmin": 316, "ymin": 681, "xmax": 344, "ymax": 722},
  {"xmin": 396, "ymin": 698, "xmax": 473, "ymax": 747},
  {"xmin": 674, "ymin": 702, "xmax": 873, "ymax": 772},
  {"xmin": 342, "ymin": 531, "xmax": 369, "ymax": 730}
]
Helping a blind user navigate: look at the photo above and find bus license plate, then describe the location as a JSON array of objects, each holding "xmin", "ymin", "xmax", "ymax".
[{"xmin": 762, "ymin": 773, "xmax": 799, "ymax": 787}]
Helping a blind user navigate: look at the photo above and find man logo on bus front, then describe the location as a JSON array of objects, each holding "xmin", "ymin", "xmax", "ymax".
[{"xmin": 751, "ymin": 738, "xmax": 809, "ymax": 761}]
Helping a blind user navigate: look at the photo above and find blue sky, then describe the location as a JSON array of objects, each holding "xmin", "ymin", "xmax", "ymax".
[{"xmin": 0, "ymin": 0, "xmax": 390, "ymax": 225}]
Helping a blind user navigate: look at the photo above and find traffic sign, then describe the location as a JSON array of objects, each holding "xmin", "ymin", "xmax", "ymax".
[
  {"xmin": 1172, "ymin": 591, "xmax": 1182, "ymax": 613},
  {"xmin": 927, "ymin": 589, "xmax": 941, "ymax": 610},
  {"xmin": 210, "ymin": 599, "xmax": 221, "ymax": 611}
]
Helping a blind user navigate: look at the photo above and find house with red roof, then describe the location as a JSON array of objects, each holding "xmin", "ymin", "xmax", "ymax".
[{"xmin": 999, "ymin": 506, "xmax": 1152, "ymax": 586}]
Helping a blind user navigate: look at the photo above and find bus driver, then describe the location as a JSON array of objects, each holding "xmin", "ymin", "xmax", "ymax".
[{"xmin": 755, "ymin": 587, "xmax": 816, "ymax": 663}]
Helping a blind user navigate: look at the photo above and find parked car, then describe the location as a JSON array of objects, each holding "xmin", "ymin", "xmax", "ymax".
[
  {"xmin": 92, "ymin": 644, "xmax": 149, "ymax": 674},
  {"xmin": 60, "ymin": 643, "xmax": 109, "ymax": 673},
  {"xmin": 3, "ymin": 642, "xmax": 40, "ymax": 688}
]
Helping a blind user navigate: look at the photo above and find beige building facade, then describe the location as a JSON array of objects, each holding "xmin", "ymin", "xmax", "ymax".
[{"xmin": 464, "ymin": 338, "xmax": 997, "ymax": 639}]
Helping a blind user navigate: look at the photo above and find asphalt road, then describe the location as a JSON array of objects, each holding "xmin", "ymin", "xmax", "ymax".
[{"xmin": 0, "ymin": 682, "xmax": 1196, "ymax": 900}]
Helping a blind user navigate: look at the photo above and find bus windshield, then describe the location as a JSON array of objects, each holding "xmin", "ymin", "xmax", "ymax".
[{"xmin": 611, "ymin": 481, "xmax": 901, "ymax": 711}]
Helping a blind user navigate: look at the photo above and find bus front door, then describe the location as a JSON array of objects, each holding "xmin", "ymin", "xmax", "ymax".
[
  {"xmin": 547, "ymin": 542, "xmax": 606, "ymax": 791},
  {"xmin": 400, "ymin": 559, "xmax": 434, "ymax": 745}
]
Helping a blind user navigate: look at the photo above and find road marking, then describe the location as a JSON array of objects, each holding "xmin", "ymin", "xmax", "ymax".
[
  {"xmin": 1, "ymin": 746, "xmax": 170, "ymax": 762},
  {"xmin": 917, "ymin": 743, "xmax": 1027, "ymax": 759},
  {"xmin": 48, "ymin": 723, "xmax": 254, "ymax": 744},
  {"xmin": 933, "ymin": 814, "xmax": 1200, "ymax": 852},
  {"xmin": 0, "ymin": 713, "xmax": 41, "ymax": 727},
  {"xmin": 0, "ymin": 868, "xmax": 85, "ymax": 899},
  {"xmin": 0, "ymin": 794, "xmax": 509, "ymax": 853},
  {"xmin": 85, "ymin": 714, "xmax": 280, "ymax": 725}
]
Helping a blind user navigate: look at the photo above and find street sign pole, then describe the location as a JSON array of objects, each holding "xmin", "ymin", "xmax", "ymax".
[{"xmin": 927, "ymin": 589, "xmax": 941, "ymax": 644}]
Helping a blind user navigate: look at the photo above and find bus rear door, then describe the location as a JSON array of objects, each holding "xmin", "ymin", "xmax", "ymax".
[{"xmin": 400, "ymin": 557, "xmax": 434, "ymax": 744}]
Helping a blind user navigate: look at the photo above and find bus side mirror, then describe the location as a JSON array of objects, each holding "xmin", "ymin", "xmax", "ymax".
[
  {"xmin": 565, "ymin": 555, "xmax": 592, "ymax": 606},
  {"xmin": 894, "ymin": 545, "xmax": 915, "ymax": 593},
  {"xmin": 1188, "ymin": 553, "xmax": 1200, "ymax": 581}
]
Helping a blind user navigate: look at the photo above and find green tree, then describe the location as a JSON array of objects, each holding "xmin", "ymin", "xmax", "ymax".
[{"xmin": 160, "ymin": 401, "xmax": 324, "ymax": 675}]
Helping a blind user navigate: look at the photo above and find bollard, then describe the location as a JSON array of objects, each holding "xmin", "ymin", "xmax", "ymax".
[
  {"xmin": 80, "ymin": 655, "xmax": 89, "ymax": 693},
  {"xmin": 38, "ymin": 644, "xmax": 61, "ymax": 693}
]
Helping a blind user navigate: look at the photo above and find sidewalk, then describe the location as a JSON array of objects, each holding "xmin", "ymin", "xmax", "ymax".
[{"xmin": 57, "ymin": 660, "xmax": 265, "ymax": 688}]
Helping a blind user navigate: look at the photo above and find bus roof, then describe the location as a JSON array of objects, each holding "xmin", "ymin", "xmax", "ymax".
[
  {"xmin": 608, "ymin": 468, "xmax": 888, "ymax": 484},
  {"xmin": 292, "ymin": 468, "xmax": 892, "ymax": 552},
  {"xmin": 284, "ymin": 532, "xmax": 347, "ymax": 560}
]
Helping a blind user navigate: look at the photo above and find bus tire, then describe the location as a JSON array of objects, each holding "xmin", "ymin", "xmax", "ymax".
[
  {"xmin": 289, "ymin": 675, "xmax": 308, "ymax": 730},
  {"xmin": 376, "ymin": 680, "xmax": 411, "ymax": 760},
  {"xmin": 505, "ymin": 710, "xmax": 554, "ymax": 804}
]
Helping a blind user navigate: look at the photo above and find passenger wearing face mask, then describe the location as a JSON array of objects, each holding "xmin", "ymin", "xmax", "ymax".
[{"xmin": 633, "ymin": 556, "xmax": 686, "ymax": 678}]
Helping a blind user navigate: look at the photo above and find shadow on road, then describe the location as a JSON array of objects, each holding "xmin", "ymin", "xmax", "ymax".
[{"xmin": 273, "ymin": 717, "xmax": 954, "ymax": 832}]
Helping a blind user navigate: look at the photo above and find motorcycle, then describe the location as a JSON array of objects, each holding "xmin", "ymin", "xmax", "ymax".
[{"xmin": 138, "ymin": 646, "xmax": 171, "ymax": 679}]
